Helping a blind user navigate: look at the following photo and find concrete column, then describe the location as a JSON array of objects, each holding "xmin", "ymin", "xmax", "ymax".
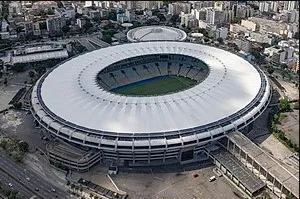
[
  {"xmin": 227, "ymin": 138, "xmax": 230, "ymax": 150},
  {"xmin": 272, "ymin": 177, "xmax": 276, "ymax": 192},
  {"xmin": 264, "ymin": 170, "xmax": 267, "ymax": 183},
  {"xmin": 233, "ymin": 142, "xmax": 236, "ymax": 154}
]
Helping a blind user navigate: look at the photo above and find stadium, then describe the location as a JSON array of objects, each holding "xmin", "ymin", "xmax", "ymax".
[
  {"xmin": 31, "ymin": 41, "xmax": 271, "ymax": 166},
  {"xmin": 126, "ymin": 25, "xmax": 187, "ymax": 42}
]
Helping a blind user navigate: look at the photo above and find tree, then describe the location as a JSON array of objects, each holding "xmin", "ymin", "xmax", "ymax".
[
  {"xmin": 170, "ymin": 14, "xmax": 179, "ymax": 25},
  {"xmin": 280, "ymin": 63, "xmax": 288, "ymax": 70},
  {"xmin": 277, "ymin": 99, "xmax": 291, "ymax": 112},
  {"xmin": 0, "ymin": 59, "xmax": 4, "ymax": 70},
  {"xmin": 108, "ymin": 10, "xmax": 117, "ymax": 21},
  {"xmin": 57, "ymin": 1, "xmax": 64, "ymax": 8},
  {"xmin": 156, "ymin": 13, "xmax": 166, "ymax": 21},
  {"xmin": 18, "ymin": 141, "xmax": 29, "ymax": 153},
  {"xmin": 3, "ymin": 77, "xmax": 7, "ymax": 85},
  {"xmin": 62, "ymin": 26, "xmax": 70, "ymax": 35},
  {"xmin": 89, "ymin": 193, "xmax": 94, "ymax": 199},
  {"xmin": 70, "ymin": 183, "xmax": 75, "ymax": 193},
  {"xmin": 102, "ymin": 34, "xmax": 112, "ymax": 44},
  {"xmin": 216, "ymin": 37, "xmax": 224, "ymax": 44},
  {"xmin": 13, "ymin": 102, "xmax": 22, "ymax": 109},
  {"xmin": 79, "ymin": 186, "xmax": 83, "ymax": 196},
  {"xmin": 293, "ymin": 32, "xmax": 299, "ymax": 39},
  {"xmin": 267, "ymin": 66, "xmax": 274, "ymax": 75},
  {"xmin": 0, "ymin": 139, "xmax": 8, "ymax": 149},
  {"xmin": 28, "ymin": 71, "xmax": 35, "ymax": 78}
]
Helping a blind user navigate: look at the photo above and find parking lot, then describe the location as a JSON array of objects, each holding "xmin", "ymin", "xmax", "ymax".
[{"xmin": 72, "ymin": 161, "xmax": 242, "ymax": 199}]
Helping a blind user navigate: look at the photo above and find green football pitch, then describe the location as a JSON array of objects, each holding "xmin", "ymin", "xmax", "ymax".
[{"xmin": 111, "ymin": 75, "xmax": 197, "ymax": 96}]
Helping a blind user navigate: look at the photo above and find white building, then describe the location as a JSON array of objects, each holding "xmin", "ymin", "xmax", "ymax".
[
  {"xmin": 205, "ymin": 8, "xmax": 225, "ymax": 25},
  {"xmin": 181, "ymin": 13, "xmax": 198, "ymax": 28},
  {"xmin": 77, "ymin": 18, "xmax": 86, "ymax": 28},
  {"xmin": 33, "ymin": 22, "xmax": 41, "ymax": 36},
  {"xmin": 232, "ymin": 4, "xmax": 254, "ymax": 19},
  {"xmin": 234, "ymin": 38, "xmax": 252, "ymax": 53},
  {"xmin": 216, "ymin": 27, "xmax": 228, "ymax": 39},
  {"xmin": 283, "ymin": 1, "xmax": 299, "ymax": 11},
  {"xmin": 168, "ymin": 2, "xmax": 191, "ymax": 15},
  {"xmin": 241, "ymin": 20, "xmax": 256, "ymax": 31},
  {"xmin": 8, "ymin": 1, "xmax": 22, "ymax": 16},
  {"xmin": 1, "ymin": 20, "xmax": 9, "ymax": 32}
]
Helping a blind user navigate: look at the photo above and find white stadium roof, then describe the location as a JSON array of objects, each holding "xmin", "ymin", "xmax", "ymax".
[
  {"xmin": 127, "ymin": 26, "xmax": 187, "ymax": 42},
  {"xmin": 35, "ymin": 42, "xmax": 268, "ymax": 135}
]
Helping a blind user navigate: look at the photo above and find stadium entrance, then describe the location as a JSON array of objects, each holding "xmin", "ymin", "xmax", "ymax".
[{"xmin": 180, "ymin": 148, "xmax": 195, "ymax": 164}]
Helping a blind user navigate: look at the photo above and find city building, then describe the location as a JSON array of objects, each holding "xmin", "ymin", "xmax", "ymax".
[
  {"xmin": 77, "ymin": 18, "xmax": 86, "ymax": 29},
  {"xmin": 259, "ymin": 1, "xmax": 279, "ymax": 13},
  {"xmin": 215, "ymin": 27, "xmax": 228, "ymax": 39},
  {"xmin": 181, "ymin": 13, "xmax": 198, "ymax": 28},
  {"xmin": 249, "ymin": 32, "xmax": 274, "ymax": 45},
  {"xmin": 168, "ymin": 2, "xmax": 192, "ymax": 15},
  {"xmin": 232, "ymin": 4, "xmax": 254, "ymax": 19},
  {"xmin": 32, "ymin": 22, "xmax": 41, "ymax": 36},
  {"xmin": 283, "ymin": 1, "xmax": 299, "ymax": 11},
  {"xmin": 8, "ymin": 1, "xmax": 22, "ymax": 16},
  {"xmin": 234, "ymin": 38, "xmax": 252, "ymax": 53},
  {"xmin": 241, "ymin": 19, "xmax": 257, "ymax": 31},
  {"xmin": 46, "ymin": 16, "xmax": 66, "ymax": 34},
  {"xmin": 205, "ymin": 8, "xmax": 225, "ymax": 26}
]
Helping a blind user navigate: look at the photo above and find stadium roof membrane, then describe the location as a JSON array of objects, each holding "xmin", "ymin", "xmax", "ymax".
[
  {"xmin": 127, "ymin": 26, "xmax": 187, "ymax": 42},
  {"xmin": 36, "ymin": 42, "xmax": 264, "ymax": 134}
]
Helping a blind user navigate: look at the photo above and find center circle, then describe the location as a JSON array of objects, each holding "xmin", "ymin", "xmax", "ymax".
[{"xmin": 96, "ymin": 54, "xmax": 210, "ymax": 96}]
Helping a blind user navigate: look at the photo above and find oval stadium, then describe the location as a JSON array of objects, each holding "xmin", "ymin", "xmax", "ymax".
[
  {"xmin": 31, "ymin": 41, "xmax": 272, "ymax": 166},
  {"xmin": 127, "ymin": 25, "xmax": 187, "ymax": 42}
]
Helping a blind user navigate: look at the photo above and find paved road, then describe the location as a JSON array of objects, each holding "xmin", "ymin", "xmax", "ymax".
[
  {"xmin": 0, "ymin": 153, "xmax": 70, "ymax": 199},
  {"xmin": 0, "ymin": 168, "xmax": 36, "ymax": 199}
]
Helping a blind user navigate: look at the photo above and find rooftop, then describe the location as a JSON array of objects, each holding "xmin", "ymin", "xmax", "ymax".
[
  {"xmin": 127, "ymin": 26, "xmax": 187, "ymax": 42},
  {"xmin": 227, "ymin": 132, "xmax": 299, "ymax": 198}
]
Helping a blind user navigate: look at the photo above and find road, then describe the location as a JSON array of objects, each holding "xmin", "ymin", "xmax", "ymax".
[
  {"xmin": 0, "ymin": 168, "xmax": 36, "ymax": 199},
  {"xmin": 0, "ymin": 153, "xmax": 70, "ymax": 199}
]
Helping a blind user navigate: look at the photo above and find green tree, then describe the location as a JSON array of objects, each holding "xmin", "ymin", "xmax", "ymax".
[
  {"xmin": 28, "ymin": 71, "xmax": 35, "ymax": 78},
  {"xmin": 89, "ymin": 193, "xmax": 94, "ymax": 199},
  {"xmin": 57, "ymin": 1, "xmax": 64, "ymax": 8},
  {"xmin": 102, "ymin": 34, "xmax": 112, "ymax": 44},
  {"xmin": 170, "ymin": 14, "xmax": 179, "ymax": 25},
  {"xmin": 70, "ymin": 183, "xmax": 75, "ymax": 193},
  {"xmin": 0, "ymin": 139, "xmax": 8, "ymax": 149},
  {"xmin": 216, "ymin": 37, "xmax": 224, "ymax": 44},
  {"xmin": 13, "ymin": 102, "xmax": 22, "ymax": 109},
  {"xmin": 277, "ymin": 99, "xmax": 291, "ymax": 112},
  {"xmin": 267, "ymin": 66, "xmax": 274, "ymax": 75},
  {"xmin": 17, "ymin": 141, "xmax": 29, "ymax": 153},
  {"xmin": 108, "ymin": 10, "xmax": 117, "ymax": 21},
  {"xmin": 79, "ymin": 186, "xmax": 83, "ymax": 196}
]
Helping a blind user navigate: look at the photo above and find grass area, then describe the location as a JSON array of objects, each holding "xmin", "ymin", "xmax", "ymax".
[{"xmin": 111, "ymin": 75, "xmax": 197, "ymax": 96}]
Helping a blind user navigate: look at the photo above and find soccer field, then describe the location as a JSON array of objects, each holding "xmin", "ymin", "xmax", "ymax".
[{"xmin": 111, "ymin": 75, "xmax": 197, "ymax": 96}]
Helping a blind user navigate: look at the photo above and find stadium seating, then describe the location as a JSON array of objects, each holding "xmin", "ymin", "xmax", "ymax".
[{"xmin": 97, "ymin": 54, "xmax": 209, "ymax": 90}]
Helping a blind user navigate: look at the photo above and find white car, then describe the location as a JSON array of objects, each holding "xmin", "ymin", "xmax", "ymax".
[
  {"xmin": 8, "ymin": 183, "xmax": 12, "ymax": 187},
  {"xmin": 26, "ymin": 177, "xmax": 30, "ymax": 181}
]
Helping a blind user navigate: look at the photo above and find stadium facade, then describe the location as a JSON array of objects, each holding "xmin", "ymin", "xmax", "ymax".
[{"xmin": 31, "ymin": 41, "xmax": 271, "ymax": 166}]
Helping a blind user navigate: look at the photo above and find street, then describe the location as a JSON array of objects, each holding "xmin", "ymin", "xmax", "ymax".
[{"xmin": 0, "ymin": 153, "xmax": 70, "ymax": 199}]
